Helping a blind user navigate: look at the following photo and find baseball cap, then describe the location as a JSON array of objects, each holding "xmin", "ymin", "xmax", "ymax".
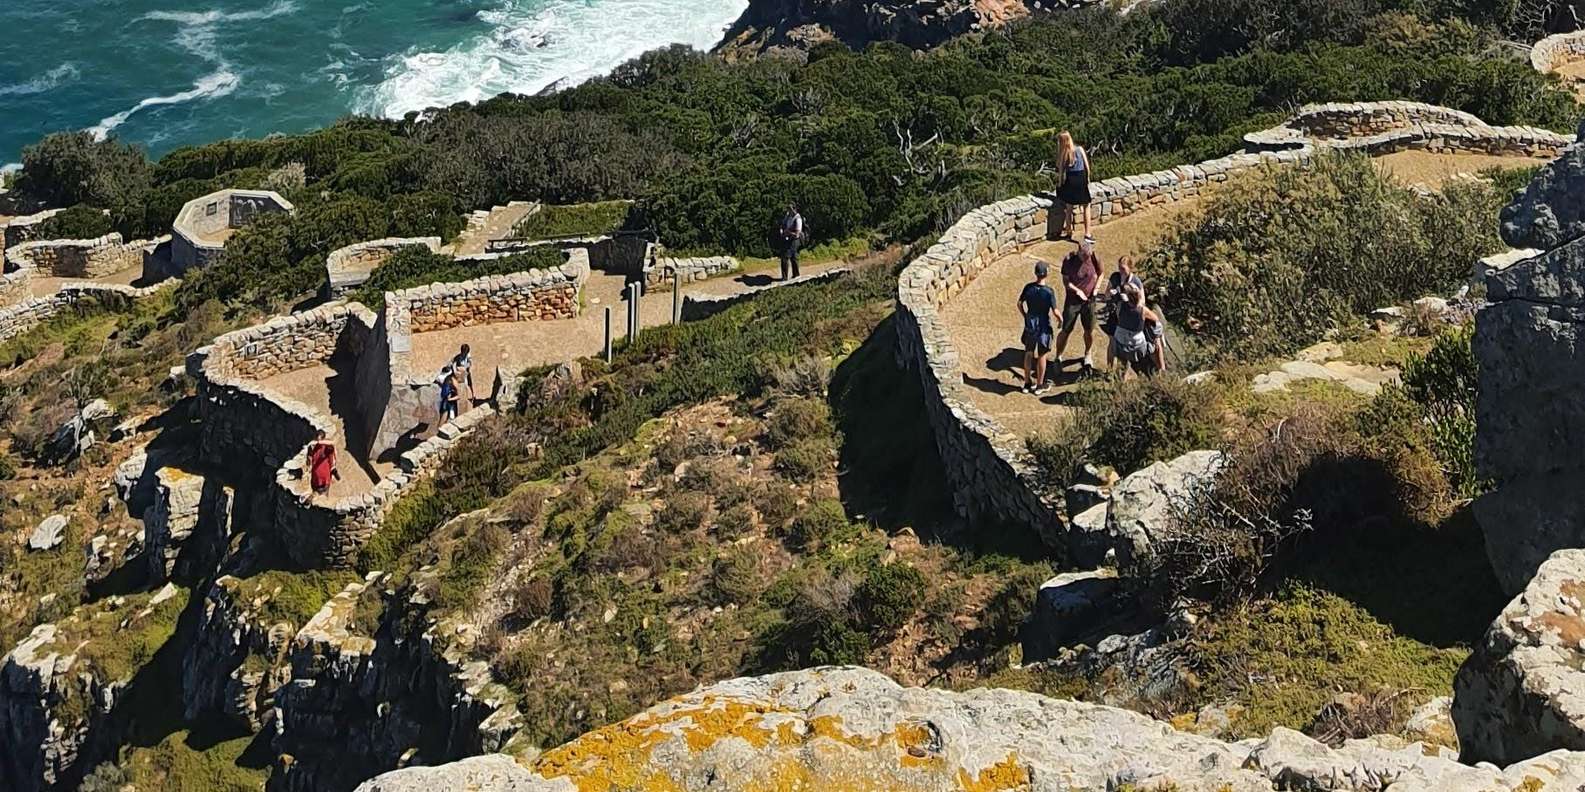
[{"xmin": 1034, "ymin": 260, "xmax": 1049, "ymax": 278}]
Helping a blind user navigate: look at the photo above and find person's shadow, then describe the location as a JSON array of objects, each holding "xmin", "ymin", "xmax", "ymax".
[{"xmin": 736, "ymin": 273, "xmax": 777, "ymax": 287}]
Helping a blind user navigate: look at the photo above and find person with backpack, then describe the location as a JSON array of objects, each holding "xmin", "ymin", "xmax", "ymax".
[
  {"xmin": 1110, "ymin": 282, "xmax": 1167, "ymax": 378},
  {"xmin": 1017, "ymin": 260, "xmax": 1059, "ymax": 394},
  {"xmin": 1053, "ymin": 235, "xmax": 1103, "ymax": 372},
  {"xmin": 778, "ymin": 203, "xmax": 804, "ymax": 281}
]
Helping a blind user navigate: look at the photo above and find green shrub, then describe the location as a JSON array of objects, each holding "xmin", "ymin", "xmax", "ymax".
[
  {"xmin": 36, "ymin": 206, "xmax": 114, "ymax": 240},
  {"xmin": 753, "ymin": 484, "xmax": 800, "ymax": 529},
  {"xmin": 1396, "ymin": 323, "xmax": 1481, "ymax": 496},
  {"xmin": 787, "ymin": 498, "xmax": 851, "ymax": 550},
  {"xmin": 854, "ymin": 562, "xmax": 925, "ymax": 635},
  {"xmin": 775, "ymin": 437, "xmax": 833, "ymax": 483},
  {"xmin": 710, "ymin": 547, "xmax": 764, "ymax": 604},
  {"xmin": 807, "ymin": 620, "xmax": 871, "ymax": 665},
  {"xmin": 766, "ymin": 397, "xmax": 833, "ymax": 450},
  {"xmin": 713, "ymin": 503, "xmax": 755, "ymax": 538},
  {"xmin": 1150, "ymin": 154, "xmax": 1505, "ymax": 360},
  {"xmin": 1029, "ymin": 375, "xmax": 1220, "ymax": 490},
  {"xmin": 18, "ymin": 132, "xmax": 152, "ymax": 230},
  {"xmin": 512, "ymin": 201, "xmax": 633, "ymax": 239},
  {"xmin": 654, "ymin": 492, "xmax": 711, "ymax": 534}
]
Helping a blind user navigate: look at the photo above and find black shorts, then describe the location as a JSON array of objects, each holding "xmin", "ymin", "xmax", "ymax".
[
  {"xmin": 1022, "ymin": 328, "xmax": 1052, "ymax": 355},
  {"xmin": 1061, "ymin": 297, "xmax": 1094, "ymax": 333}
]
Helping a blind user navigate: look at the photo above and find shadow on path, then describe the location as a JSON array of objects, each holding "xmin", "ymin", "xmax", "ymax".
[{"xmin": 325, "ymin": 350, "xmax": 381, "ymax": 484}]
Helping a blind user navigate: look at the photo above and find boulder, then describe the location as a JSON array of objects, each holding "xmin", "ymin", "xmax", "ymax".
[
  {"xmin": 1501, "ymin": 119, "xmax": 1585, "ymax": 250},
  {"xmin": 143, "ymin": 469, "xmax": 232, "ymax": 582},
  {"xmin": 1071, "ymin": 450, "xmax": 1226, "ymax": 568},
  {"xmin": 45, "ymin": 398, "xmax": 114, "ymax": 462},
  {"xmin": 1023, "ymin": 568, "xmax": 1126, "ymax": 660},
  {"xmin": 1474, "ymin": 233, "xmax": 1585, "ymax": 592},
  {"xmin": 1454, "ymin": 548, "xmax": 1585, "ymax": 764},
  {"xmin": 356, "ymin": 667, "xmax": 1585, "ymax": 792},
  {"xmin": 27, "ymin": 515, "xmax": 66, "ymax": 552},
  {"xmin": 1404, "ymin": 696, "xmax": 1456, "ymax": 749}
]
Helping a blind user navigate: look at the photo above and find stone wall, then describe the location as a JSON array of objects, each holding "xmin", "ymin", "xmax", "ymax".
[
  {"xmin": 0, "ymin": 267, "xmax": 29, "ymax": 306},
  {"xmin": 403, "ymin": 268, "xmax": 580, "ymax": 332},
  {"xmin": 1532, "ymin": 30, "xmax": 1585, "ymax": 73},
  {"xmin": 0, "ymin": 282, "xmax": 165, "ymax": 343},
  {"xmin": 171, "ymin": 189, "xmax": 294, "ymax": 273},
  {"xmin": 325, "ymin": 237, "xmax": 442, "ymax": 295},
  {"xmin": 895, "ymin": 100, "xmax": 1574, "ymax": 554},
  {"xmin": 201, "ymin": 305, "xmax": 371, "ymax": 381},
  {"xmin": 0, "ymin": 207, "xmax": 65, "ymax": 250},
  {"xmin": 4, "ymin": 233, "xmax": 145, "ymax": 279},
  {"xmin": 367, "ymin": 249, "xmax": 589, "ymax": 456},
  {"xmin": 485, "ymin": 232, "xmax": 654, "ymax": 278},
  {"xmin": 681, "ymin": 267, "xmax": 849, "ymax": 321},
  {"xmin": 648, "ymin": 255, "xmax": 739, "ymax": 289}
]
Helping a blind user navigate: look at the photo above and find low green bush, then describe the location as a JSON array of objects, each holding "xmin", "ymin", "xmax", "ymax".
[
  {"xmin": 774, "ymin": 436, "xmax": 833, "ymax": 483},
  {"xmin": 36, "ymin": 205, "xmax": 114, "ymax": 240},
  {"xmin": 1029, "ymin": 375, "xmax": 1220, "ymax": 490},
  {"xmin": 766, "ymin": 397, "xmax": 833, "ymax": 450},
  {"xmin": 1397, "ymin": 323, "xmax": 1481, "ymax": 497},
  {"xmin": 350, "ymin": 245, "xmax": 564, "ymax": 308},
  {"xmin": 787, "ymin": 498, "xmax": 851, "ymax": 550},
  {"xmin": 511, "ymin": 201, "xmax": 633, "ymax": 240},
  {"xmin": 654, "ymin": 492, "xmax": 711, "ymax": 534},
  {"xmin": 1150, "ymin": 154, "xmax": 1505, "ymax": 360},
  {"xmin": 710, "ymin": 547, "xmax": 764, "ymax": 604},
  {"xmin": 854, "ymin": 562, "xmax": 925, "ymax": 635}
]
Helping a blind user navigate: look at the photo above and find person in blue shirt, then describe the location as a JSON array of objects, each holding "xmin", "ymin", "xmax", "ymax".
[
  {"xmin": 439, "ymin": 371, "xmax": 461, "ymax": 423},
  {"xmin": 1017, "ymin": 260, "xmax": 1059, "ymax": 394}
]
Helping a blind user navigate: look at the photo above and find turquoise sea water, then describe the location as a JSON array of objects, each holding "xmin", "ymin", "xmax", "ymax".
[{"xmin": 0, "ymin": 0, "xmax": 747, "ymax": 164}]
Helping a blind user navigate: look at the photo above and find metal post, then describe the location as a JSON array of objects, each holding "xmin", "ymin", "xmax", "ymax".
[
  {"xmin": 671, "ymin": 270, "xmax": 682, "ymax": 325},
  {"xmin": 626, "ymin": 283, "xmax": 639, "ymax": 345},
  {"xmin": 603, "ymin": 306, "xmax": 613, "ymax": 363}
]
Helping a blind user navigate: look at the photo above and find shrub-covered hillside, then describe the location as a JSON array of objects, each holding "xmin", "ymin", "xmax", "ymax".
[{"xmin": 12, "ymin": 0, "xmax": 1577, "ymax": 313}]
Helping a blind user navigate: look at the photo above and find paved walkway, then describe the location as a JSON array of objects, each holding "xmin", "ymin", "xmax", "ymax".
[
  {"xmin": 253, "ymin": 361, "xmax": 393, "ymax": 497},
  {"xmin": 940, "ymin": 151, "xmax": 1544, "ymax": 442},
  {"xmin": 444, "ymin": 202, "xmax": 538, "ymax": 256}
]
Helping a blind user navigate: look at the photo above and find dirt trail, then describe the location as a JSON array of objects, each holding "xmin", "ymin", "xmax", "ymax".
[{"xmin": 940, "ymin": 152, "xmax": 1545, "ymax": 444}]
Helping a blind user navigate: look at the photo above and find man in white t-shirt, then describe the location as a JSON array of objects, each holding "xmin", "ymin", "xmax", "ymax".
[{"xmin": 778, "ymin": 203, "xmax": 803, "ymax": 281}]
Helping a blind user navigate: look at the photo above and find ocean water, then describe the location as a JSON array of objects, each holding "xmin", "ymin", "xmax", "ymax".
[{"xmin": 0, "ymin": 0, "xmax": 748, "ymax": 164}]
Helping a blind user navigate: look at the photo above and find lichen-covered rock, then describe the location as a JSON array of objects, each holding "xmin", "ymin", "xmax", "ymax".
[
  {"xmin": 357, "ymin": 667, "xmax": 1585, "ymax": 792},
  {"xmin": 143, "ymin": 468, "xmax": 232, "ymax": 582},
  {"xmin": 27, "ymin": 514, "xmax": 67, "ymax": 551},
  {"xmin": 1454, "ymin": 548, "xmax": 1585, "ymax": 765},
  {"xmin": 1502, "ymin": 119, "xmax": 1585, "ymax": 250},
  {"xmin": 1071, "ymin": 450, "xmax": 1226, "ymax": 568},
  {"xmin": 1473, "ymin": 234, "xmax": 1585, "ymax": 593}
]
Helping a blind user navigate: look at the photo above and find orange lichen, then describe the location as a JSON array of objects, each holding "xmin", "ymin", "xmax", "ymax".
[
  {"xmin": 957, "ymin": 754, "xmax": 1031, "ymax": 792},
  {"xmin": 894, "ymin": 721, "xmax": 945, "ymax": 771}
]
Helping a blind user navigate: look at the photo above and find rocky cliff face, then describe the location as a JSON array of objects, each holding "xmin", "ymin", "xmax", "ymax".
[
  {"xmin": 356, "ymin": 666, "xmax": 1585, "ymax": 791},
  {"xmin": 1474, "ymin": 222, "xmax": 1585, "ymax": 594},
  {"xmin": 1456, "ymin": 548, "xmax": 1585, "ymax": 765},
  {"xmin": 714, "ymin": 0, "xmax": 1032, "ymax": 59},
  {"xmin": 1502, "ymin": 118, "xmax": 1585, "ymax": 251},
  {"xmin": 180, "ymin": 576, "xmax": 293, "ymax": 730}
]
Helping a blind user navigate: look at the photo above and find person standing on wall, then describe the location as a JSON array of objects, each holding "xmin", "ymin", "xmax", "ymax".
[
  {"xmin": 778, "ymin": 203, "xmax": 804, "ymax": 281},
  {"xmin": 1053, "ymin": 235, "xmax": 1103, "ymax": 372},
  {"xmin": 1056, "ymin": 131, "xmax": 1093, "ymax": 240},
  {"xmin": 1017, "ymin": 260, "xmax": 1059, "ymax": 394}
]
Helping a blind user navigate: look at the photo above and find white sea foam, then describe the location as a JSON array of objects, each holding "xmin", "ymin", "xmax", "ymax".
[
  {"xmin": 88, "ymin": 69, "xmax": 242, "ymax": 141},
  {"xmin": 84, "ymin": 1, "xmax": 296, "ymax": 140},
  {"xmin": 358, "ymin": 0, "xmax": 749, "ymax": 119},
  {"xmin": 0, "ymin": 63, "xmax": 80, "ymax": 97}
]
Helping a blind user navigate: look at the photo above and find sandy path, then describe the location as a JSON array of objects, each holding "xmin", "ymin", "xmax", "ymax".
[
  {"xmin": 407, "ymin": 259, "xmax": 845, "ymax": 380},
  {"xmin": 25, "ymin": 262, "xmax": 154, "ymax": 298},
  {"xmin": 253, "ymin": 363, "xmax": 393, "ymax": 497},
  {"xmin": 942, "ymin": 149, "xmax": 1551, "ymax": 443},
  {"xmin": 1555, "ymin": 59, "xmax": 1585, "ymax": 101}
]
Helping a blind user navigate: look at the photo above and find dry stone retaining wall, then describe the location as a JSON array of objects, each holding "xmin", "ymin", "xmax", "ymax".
[
  {"xmin": 1532, "ymin": 30, "xmax": 1585, "ymax": 73},
  {"xmin": 4, "ymin": 233, "xmax": 145, "ymax": 279},
  {"xmin": 325, "ymin": 237, "xmax": 442, "ymax": 295},
  {"xmin": 897, "ymin": 100, "xmax": 1573, "ymax": 553},
  {"xmin": 486, "ymin": 233, "xmax": 653, "ymax": 279},
  {"xmin": 0, "ymin": 282, "xmax": 165, "ymax": 343},
  {"xmin": 404, "ymin": 267, "xmax": 580, "ymax": 332},
  {"xmin": 650, "ymin": 255, "xmax": 739, "ymax": 289},
  {"xmin": 0, "ymin": 208, "xmax": 66, "ymax": 249}
]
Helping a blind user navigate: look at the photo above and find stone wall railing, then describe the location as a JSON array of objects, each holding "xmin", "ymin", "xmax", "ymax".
[
  {"xmin": 0, "ymin": 282, "xmax": 167, "ymax": 343},
  {"xmin": 0, "ymin": 267, "xmax": 29, "ymax": 307},
  {"xmin": 200, "ymin": 304, "xmax": 369, "ymax": 382},
  {"xmin": 649, "ymin": 255, "xmax": 739, "ymax": 289},
  {"xmin": 1531, "ymin": 30, "xmax": 1585, "ymax": 73},
  {"xmin": 325, "ymin": 237, "xmax": 442, "ymax": 296},
  {"xmin": 4, "ymin": 233, "xmax": 146, "ymax": 279},
  {"xmin": 485, "ymin": 233, "xmax": 654, "ymax": 279},
  {"xmin": 368, "ymin": 248, "xmax": 590, "ymax": 456},
  {"xmin": 0, "ymin": 208, "xmax": 66, "ymax": 250},
  {"xmin": 896, "ymin": 100, "xmax": 1575, "ymax": 553}
]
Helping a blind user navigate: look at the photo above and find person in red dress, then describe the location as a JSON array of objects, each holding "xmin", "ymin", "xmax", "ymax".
[{"xmin": 307, "ymin": 430, "xmax": 338, "ymax": 496}]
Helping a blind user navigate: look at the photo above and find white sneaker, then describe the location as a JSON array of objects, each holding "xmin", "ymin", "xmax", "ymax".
[{"xmin": 1082, "ymin": 354, "xmax": 1094, "ymax": 369}]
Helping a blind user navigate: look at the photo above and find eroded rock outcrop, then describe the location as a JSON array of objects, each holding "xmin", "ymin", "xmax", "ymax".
[
  {"xmin": 181, "ymin": 576, "xmax": 293, "ymax": 730},
  {"xmin": 1070, "ymin": 449, "xmax": 1226, "ymax": 568},
  {"xmin": 1502, "ymin": 118, "xmax": 1585, "ymax": 250},
  {"xmin": 1473, "ymin": 232, "xmax": 1585, "ymax": 593},
  {"xmin": 1455, "ymin": 548, "xmax": 1585, "ymax": 765},
  {"xmin": 714, "ymin": 0, "xmax": 1033, "ymax": 59},
  {"xmin": 144, "ymin": 467, "xmax": 233, "ymax": 582},
  {"xmin": 357, "ymin": 666, "xmax": 1585, "ymax": 791}
]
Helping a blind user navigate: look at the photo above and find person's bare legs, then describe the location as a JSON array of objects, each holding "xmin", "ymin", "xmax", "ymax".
[
  {"xmin": 1034, "ymin": 350, "xmax": 1049, "ymax": 390},
  {"xmin": 1052, "ymin": 326, "xmax": 1073, "ymax": 369},
  {"xmin": 1080, "ymin": 204, "xmax": 1091, "ymax": 238},
  {"xmin": 1023, "ymin": 348, "xmax": 1035, "ymax": 389},
  {"xmin": 1081, "ymin": 322, "xmax": 1095, "ymax": 366}
]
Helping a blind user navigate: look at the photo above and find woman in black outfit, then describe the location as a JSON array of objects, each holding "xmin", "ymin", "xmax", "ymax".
[{"xmin": 1056, "ymin": 130, "xmax": 1092, "ymax": 240}]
